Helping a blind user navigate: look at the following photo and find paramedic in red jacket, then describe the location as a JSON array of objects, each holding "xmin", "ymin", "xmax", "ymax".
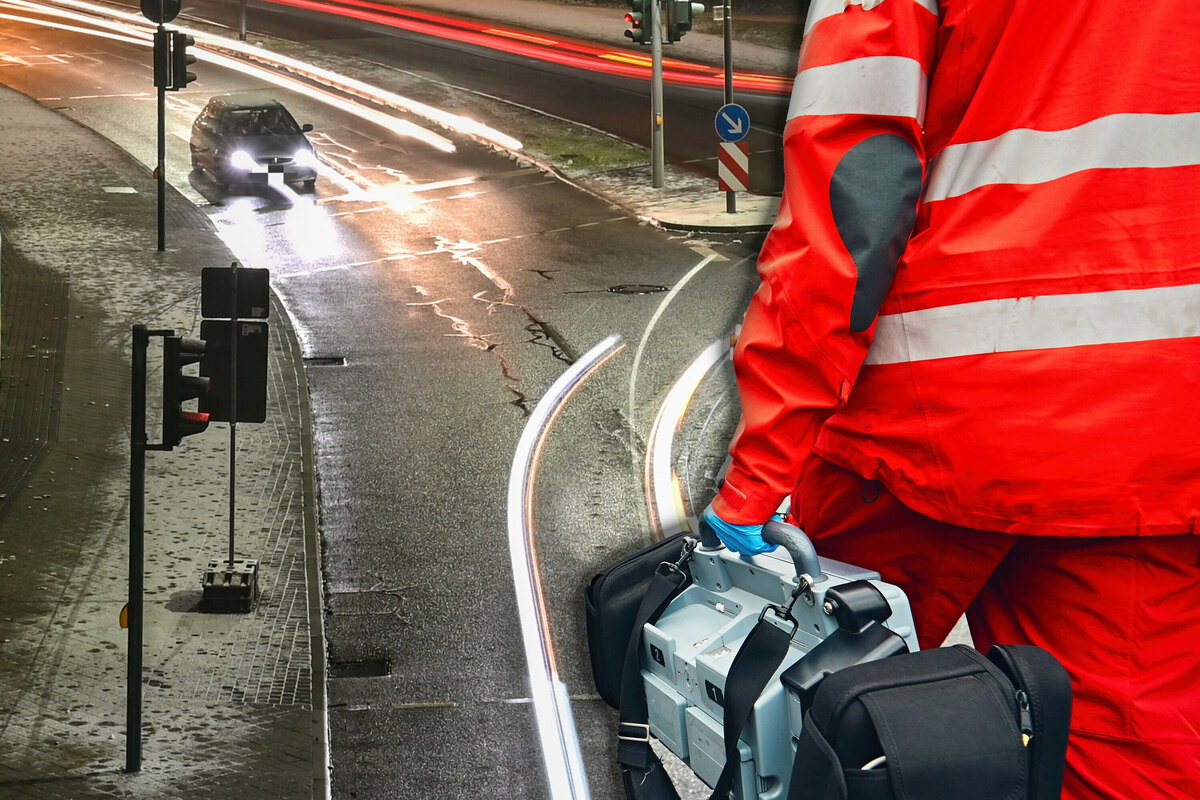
[{"xmin": 701, "ymin": 1, "xmax": 1200, "ymax": 797}]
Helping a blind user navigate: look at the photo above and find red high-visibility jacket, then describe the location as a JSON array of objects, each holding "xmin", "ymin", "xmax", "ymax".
[{"xmin": 714, "ymin": 0, "xmax": 1200, "ymax": 536}]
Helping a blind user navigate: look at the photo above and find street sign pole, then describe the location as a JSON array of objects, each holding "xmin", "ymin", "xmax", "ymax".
[
  {"xmin": 652, "ymin": 0, "xmax": 672, "ymax": 188},
  {"xmin": 227, "ymin": 264, "xmax": 239, "ymax": 570},
  {"xmin": 651, "ymin": 0, "xmax": 665, "ymax": 189},
  {"xmin": 198, "ymin": 264, "xmax": 270, "ymax": 612},
  {"xmin": 723, "ymin": 2, "xmax": 736, "ymax": 213}
]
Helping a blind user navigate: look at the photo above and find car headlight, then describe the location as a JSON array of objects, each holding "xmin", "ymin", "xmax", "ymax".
[
  {"xmin": 230, "ymin": 150, "xmax": 257, "ymax": 171},
  {"xmin": 293, "ymin": 148, "xmax": 317, "ymax": 168}
]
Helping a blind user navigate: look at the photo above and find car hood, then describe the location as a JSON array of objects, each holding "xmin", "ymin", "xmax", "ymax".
[{"xmin": 225, "ymin": 133, "xmax": 311, "ymax": 157}]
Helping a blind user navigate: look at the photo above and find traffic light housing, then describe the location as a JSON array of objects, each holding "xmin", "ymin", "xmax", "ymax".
[
  {"xmin": 152, "ymin": 29, "xmax": 171, "ymax": 88},
  {"xmin": 171, "ymin": 31, "xmax": 196, "ymax": 90},
  {"xmin": 666, "ymin": 2, "xmax": 706, "ymax": 43},
  {"xmin": 625, "ymin": 0, "xmax": 650, "ymax": 45},
  {"xmin": 162, "ymin": 335, "xmax": 210, "ymax": 447}
]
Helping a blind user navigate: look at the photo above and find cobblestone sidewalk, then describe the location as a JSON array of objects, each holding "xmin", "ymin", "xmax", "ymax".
[{"xmin": 0, "ymin": 85, "xmax": 326, "ymax": 799}]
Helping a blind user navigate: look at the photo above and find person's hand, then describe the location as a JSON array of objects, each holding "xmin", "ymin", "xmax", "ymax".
[{"xmin": 700, "ymin": 504, "xmax": 776, "ymax": 556}]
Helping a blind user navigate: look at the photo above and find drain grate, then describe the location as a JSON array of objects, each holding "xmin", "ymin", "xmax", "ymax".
[
  {"xmin": 303, "ymin": 356, "xmax": 346, "ymax": 367},
  {"xmin": 608, "ymin": 284, "xmax": 669, "ymax": 295},
  {"xmin": 328, "ymin": 658, "xmax": 390, "ymax": 679}
]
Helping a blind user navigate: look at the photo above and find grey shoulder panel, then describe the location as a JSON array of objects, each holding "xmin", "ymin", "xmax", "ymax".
[{"xmin": 829, "ymin": 134, "xmax": 922, "ymax": 332}]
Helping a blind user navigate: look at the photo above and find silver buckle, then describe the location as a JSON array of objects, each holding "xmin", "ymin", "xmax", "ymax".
[{"xmin": 618, "ymin": 722, "xmax": 651, "ymax": 743}]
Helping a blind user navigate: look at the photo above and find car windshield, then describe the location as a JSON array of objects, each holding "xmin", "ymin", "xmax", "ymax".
[{"xmin": 222, "ymin": 107, "xmax": 300, "ymax": 137}]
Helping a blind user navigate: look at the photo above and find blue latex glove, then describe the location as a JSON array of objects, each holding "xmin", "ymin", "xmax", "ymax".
[{"xmin": 700, "ymin": 504, "xmax": 776, "ymax": 556}]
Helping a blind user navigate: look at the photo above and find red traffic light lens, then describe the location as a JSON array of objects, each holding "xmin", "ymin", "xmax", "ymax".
[{"xmin": 182, "ymin": 411, "xmax": 210, "ymax": 424}]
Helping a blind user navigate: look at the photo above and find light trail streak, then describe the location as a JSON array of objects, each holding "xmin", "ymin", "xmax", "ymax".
[
  {"xmin": 685, "ymin": 383, "xmax": 735, "ymax": 518},
  {"xmin": 626, "ymin": 253, "xmax": 717, "ymax": 458},
  {"xmin": 644, "ymin": 338, "xmax": 730, "ymax": 539},
  {"xmin": 12, "ymin": 0, "xmax": 524, "ymax": 151},
  {"xmin": 484, "ymin": 28, "xmax": 559, "ymax": 47},
  {"xmin": 0, "ymin": 8, "xmax": 145, "ymax": 47},
  {"xmin": 188, "ymin": 30, "xmax": 522, "ymax": 151},
  {"xmin": 598, "ymin": 53, "xmax": 653, "ymax": 68},
  {"xmin": 4, "ymin": 0, "xmax": 501, "ymax": 208},
  {"xmin": 506, "ymin": 334, "xmax": 623, "ymax": 800},
  {"xmin": 195, "ymin": 47, "xmax": 457, "ymax": 152},
  {"xmin": 260, "ymin": 0, "xmax": 793, "ymax": 95},
  {"xmin": 0, "ymin": 0, "xmax": 453, "ymax": 150}
]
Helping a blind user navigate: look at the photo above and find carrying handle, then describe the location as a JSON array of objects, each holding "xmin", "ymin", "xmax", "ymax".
[
  {"xmin": 696, "ymin": 515, "xmax": 724, "ymax": 550},
  {"xmin": 696, "ymin": 516, "xmax": 825, "ymax": 584},
  {"xmin": 762, "ymin": 519, "xmax": 825, "ymax": 585}
]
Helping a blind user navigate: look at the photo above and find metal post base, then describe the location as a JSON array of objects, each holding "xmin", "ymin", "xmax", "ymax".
[{"xmin": 201, "ymin": 558, "xmax": 259, "ymax": 613}]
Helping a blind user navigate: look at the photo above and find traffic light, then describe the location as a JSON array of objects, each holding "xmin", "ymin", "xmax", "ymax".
[
  {"xmin": 625, "ymin": 0, "xmax": 650, "ymax": 45},
  {"xmin": 162, "ymin": 335, "xmax": 210, "ymax": 447},
  {"xmin": 171, "ymin": 31, "xmax": 196, "ymax": 90},
  {"xmin": 152, "ymin": 29, "xmax": 170, "ymax": 88},
  {"xmin": 666, "ymin": 2, "xmax": 706, "ymax": 43}
]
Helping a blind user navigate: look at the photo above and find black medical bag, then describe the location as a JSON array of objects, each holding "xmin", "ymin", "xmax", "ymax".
[{"xmin": 791, "ymin": 643, "xmax": 1073, "ymax": 800}]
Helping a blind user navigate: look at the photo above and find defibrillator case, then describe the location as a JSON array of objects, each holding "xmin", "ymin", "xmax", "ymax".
[{"xmin": 641, "ymin": 522, "xmax": 919, "ymax": 799}]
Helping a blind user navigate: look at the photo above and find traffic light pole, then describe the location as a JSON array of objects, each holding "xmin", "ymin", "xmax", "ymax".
[
  {"xmin": 651, "ymin": 0, "xmax": 665, "ymax": 189},
  {"xmin": 128, "ymin": 325, "xmax": 148, "ymax": 773},
  {"xmin": 128, "ymin": 324, "xmax": 175, "ymax": 773},
  {"xmin": 155, "ymin": 25, "xmax": 166, "ymax": 252},
  {"xmin": 149, "ymin": 20, "xmax": 195, "ymax": 251}
]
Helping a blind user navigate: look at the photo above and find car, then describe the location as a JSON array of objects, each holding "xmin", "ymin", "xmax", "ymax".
[{"xmin": 190, "ymin": 94, "xmax": 318, "ymax": 192}]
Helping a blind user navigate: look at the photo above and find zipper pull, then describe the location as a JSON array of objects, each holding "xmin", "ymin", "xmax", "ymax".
[{"xmin": 1015, "ymin": 690, "xmax": 1033, "ymax": 746}]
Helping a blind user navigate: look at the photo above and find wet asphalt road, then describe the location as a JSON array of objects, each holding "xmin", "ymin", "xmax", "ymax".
[{"xmin": 0, "ymin": 10, "xmax": 764, "ymax": 798}]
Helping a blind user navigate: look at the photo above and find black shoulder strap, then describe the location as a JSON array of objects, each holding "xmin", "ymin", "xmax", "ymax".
[
  {"xmin": 708, "ymin": 610, "xmax": 797, "ymax": 800},
  {"xmin": 617, "ymin": 562, "xmax": 688, "ymax": 800}
]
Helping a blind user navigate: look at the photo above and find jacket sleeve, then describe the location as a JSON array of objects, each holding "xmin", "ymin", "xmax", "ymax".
[{"xmin": 713, "ymin": 0, "xmax": 939, "ymax": 524}]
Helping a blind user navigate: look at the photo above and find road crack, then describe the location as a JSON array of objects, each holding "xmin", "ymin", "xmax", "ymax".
[
  {"xmin": 366, "ymin": 574, "xmax": 418, "ymax": 623},
  {"xmin": 410, "ymin": 285, "xmax": 530, "ymax": 416}
]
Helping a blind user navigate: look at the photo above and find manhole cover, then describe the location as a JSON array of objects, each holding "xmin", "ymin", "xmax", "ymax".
[
  {"xmin": 608, "ymin": 284, "xmax": 669, "ymax": 295},
  {"xmin": 328, "ymin": 659, "xmax": 390, "ymax": 679}
]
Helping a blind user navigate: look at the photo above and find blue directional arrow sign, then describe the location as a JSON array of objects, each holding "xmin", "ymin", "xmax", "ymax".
[{"xmin": 715, "ymin": 103, "xmax": 751, "ymax": 143}]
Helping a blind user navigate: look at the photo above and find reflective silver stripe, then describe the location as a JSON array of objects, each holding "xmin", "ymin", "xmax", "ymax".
[
  {"xmin": 864, "ymin": 283, "xmax": 1200, "ymax": 365},
  {"xmin": 804, "ymin": 0, "xmax": 939, "ymax": 36},
  {"xmin": 925, "ymin": 113, "xmax": 1200, "ymax": 202},
  {"xmin": 787, "ymin": 57, "xmax": 927, "ymax": 123}
]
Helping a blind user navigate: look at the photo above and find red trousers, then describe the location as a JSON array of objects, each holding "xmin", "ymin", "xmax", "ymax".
[{"xmin": 796, "ymin": 457, "xmax": 1200, "ymax": 800}]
